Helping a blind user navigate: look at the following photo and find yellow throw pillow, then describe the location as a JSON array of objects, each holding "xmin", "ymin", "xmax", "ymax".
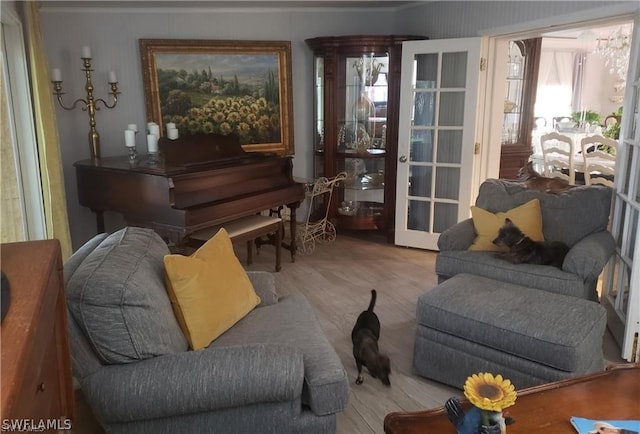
[
  {"xmin": 164, "ymin": 228, "xmax": 260, "ymax": 350},
  {"xmin": 469, "ymin": 199, "xmax": 544, "ymax": 252}
]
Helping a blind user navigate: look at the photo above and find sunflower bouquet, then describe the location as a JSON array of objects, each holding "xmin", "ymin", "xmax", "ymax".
[{"xmin": 463, "ymin": 373, "xmax": 517, "ymax": 433}]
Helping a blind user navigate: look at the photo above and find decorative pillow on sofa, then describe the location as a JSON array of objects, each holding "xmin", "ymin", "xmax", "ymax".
[
  {"xmin": 66, "ymin": 227, "xmax": 189, "ymax": 364},
  {"xmin": 164, "ymin": 228, "xmax": 261, "ymax": 350},
  {"xmin": 469, "ymin": 198, "xmax": 544, "ymax": 252}
]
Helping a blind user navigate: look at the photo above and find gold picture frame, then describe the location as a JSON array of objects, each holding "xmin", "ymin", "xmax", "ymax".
[{"xmin": 139, "ymin": 38, "xmax": 294, "ymax": 155}]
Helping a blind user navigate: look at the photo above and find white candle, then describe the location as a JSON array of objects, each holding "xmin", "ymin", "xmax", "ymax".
[
  {"xmin": 167, "ymin": 128, "xmax": 179, "ymax": 140},
  {"xmin": 108, "ymin": 71, "xmax": 117, "ymax": 83},
  {"xmin": 51, "ymin": 68, "xmax": 62, "ymax": 82},
  {"xmin": 147, "ymin": 134, "xmax": 158, "ymax": 153},
  {"xmin": 82, "ymin": 46, "xmax": 92, "ymax": 59},
  {"xmin": 166, "ymin": 122, "xmax": 176, "ymax": 131},
  {"xmin": 149, "ymin": 124, "xmax": 160, "ymax": 138},
  {"xmin": 124, "ymin": 129, "xmax": 136, "ymax": 147},
  {"xmin": 127, "ymin": 123, "xmax": 137, "ymax": 132},
  {"xmin": 147, "ymin": 122, "xmax": 157, "ymax": 131}
]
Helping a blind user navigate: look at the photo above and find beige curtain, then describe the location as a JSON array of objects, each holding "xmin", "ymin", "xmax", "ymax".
[
  {"xmin": 23, "ymin": 1, "xmax": 72, "ymax": 259},
  {"xmin": 0, "ymin": 65, "xmax": 26, "ymax": 243}
]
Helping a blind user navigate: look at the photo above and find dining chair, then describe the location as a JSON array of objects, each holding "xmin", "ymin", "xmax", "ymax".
[
  {"xmin": 580, "ymin": 135, "xmax": 617, "ymax": 187},
  {"xmin": 540, "ymin": 132, "xmax": 576, "ymax": 184},
  {"xmin": 604, "ymin": 115, "xmax": 621, "ymax": 128},
  {"xmin": 534, "ymin": 117, "xmax": 547, "ymax": 129}
]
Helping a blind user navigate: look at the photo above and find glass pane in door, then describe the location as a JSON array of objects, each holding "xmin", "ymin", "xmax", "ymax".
[
  {"xmin": 408, "ymin": 199, "xmax": 430, "ymax": 231},
  {"xmin": 435, "ymin": 167, "xmax": 460, "ymax": 200},
  {"xmin": 441, "ymin": 52, "xmax": 468, "ymax": 87},
  {"xmin": 439, "ymin": 91, "xmax": 465, "ymax": 125},
  {"xmin": 436, "ymin": 130, "xmax": 463, "ymax": 163},
  {"xmin": 410, "ymin": 130, "xmax": 433, "ymax": 162},
  {"xmin": 412, "ymin": 91, "xmax": 435, "ymax": 126},
  {"xmin": 415, "ymin": 53, "xmax": 438, "ymax": 85},
  {"xmin": 409, "ymin": 166, "xmax": 432, "ymax": 197},
  {"xmin": 434, "ymin": 202, "xmax": 458, "ymax": 232}
]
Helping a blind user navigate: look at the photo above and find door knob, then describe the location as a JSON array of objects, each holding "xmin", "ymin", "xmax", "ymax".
[{"xmin": 399, "ymin": 155, "xmax": 407, "ymax": 163}]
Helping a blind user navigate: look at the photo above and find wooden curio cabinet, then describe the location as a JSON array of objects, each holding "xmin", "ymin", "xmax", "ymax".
[
  {"xmin": 499, "ymin": 38, "xmax": 541, "ymax": 179},
  {"xmin": 305, "ymin": 35, "xmax": 427, "ymax": 238}
]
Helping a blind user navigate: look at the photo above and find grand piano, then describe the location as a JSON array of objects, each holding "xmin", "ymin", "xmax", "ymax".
[{"xmin": 74, "ymin": 133, "xmax": 305, "ymax": 253}]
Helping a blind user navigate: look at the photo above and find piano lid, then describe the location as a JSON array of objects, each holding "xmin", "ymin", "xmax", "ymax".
[{"xmin": 159, "ymin": 133, "xmax": 275, "ymax": 168}]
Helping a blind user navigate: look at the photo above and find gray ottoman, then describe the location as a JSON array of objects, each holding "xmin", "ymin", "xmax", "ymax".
[{"xmin": 414, "ymin": 273, "xmax": 606, "ymax": 390}]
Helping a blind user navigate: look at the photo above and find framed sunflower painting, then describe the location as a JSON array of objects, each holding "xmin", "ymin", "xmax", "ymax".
[{"xmin": 139, "ymin": 39, "xmax": 294, "ymax": 155}]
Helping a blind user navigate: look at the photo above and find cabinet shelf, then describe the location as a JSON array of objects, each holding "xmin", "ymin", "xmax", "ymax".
[
  {"xmin": 340, "ymin": 184, "xmax": 385, "ymax": 191},
  {"xmin": 337, "ymin": 149, "xmax": 386, "ymax": 158}
]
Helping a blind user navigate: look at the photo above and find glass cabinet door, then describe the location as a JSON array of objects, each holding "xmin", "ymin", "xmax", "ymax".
[
  {"xmin": 313, "ymin": 56, "xmax": 325, "ymax": 179},
  {"xmin": 337, "ymin": 53, "xmax": 388, "ymax": 228},
  {"xmin": 503, "ymin": 41, "xmax": 524, "ymax": 145}
]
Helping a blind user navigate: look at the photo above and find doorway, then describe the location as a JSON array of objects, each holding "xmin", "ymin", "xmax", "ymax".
[
  {"xmin": 487, "ymin": 13, "xmax": 639, "ymax": 362},
  {"xmin": 497, "ymin": 20, "xmax": 634, "ymax": 179}
]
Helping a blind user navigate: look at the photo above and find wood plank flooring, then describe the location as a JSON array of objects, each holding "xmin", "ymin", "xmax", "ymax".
[{"xmin": 73, "ymin": 230, "xmax": 625, "ymax": 434}]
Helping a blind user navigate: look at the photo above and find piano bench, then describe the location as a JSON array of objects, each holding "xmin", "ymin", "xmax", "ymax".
[{"xmin": 189, "ymin": 215, "xmax": 283, "ymax": 272}]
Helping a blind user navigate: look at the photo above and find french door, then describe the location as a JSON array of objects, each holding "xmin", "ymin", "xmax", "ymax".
[
  {"xmin": 601, "ymin": 14, "xmax": 640, "ymax": 363},
  {"xmin": 395, "ymin": 38, "xmax": 483, "ymax": 250}
]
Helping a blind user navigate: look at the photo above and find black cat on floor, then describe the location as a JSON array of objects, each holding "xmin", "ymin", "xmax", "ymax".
[
  {"xmin": 493, "ymin": 218, "xmax": 569, "ymax": 269},
  {"xmin": 351, "ymin": 289, "xmax": 391, "ymax": 386}
]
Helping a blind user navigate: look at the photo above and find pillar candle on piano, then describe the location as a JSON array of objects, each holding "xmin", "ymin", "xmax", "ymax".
[
  {"xmin": 147, "ymin": 134, "xmax": 158, "ymax": 153},
  {"xmin": 149, "ymin": 124, "xmax": 160, "ymax": 138},
  {"xmin": 124, "ymin": 129, "xmax": 136, "ymax": 148},
  {"xmin": 167, "ymin": 128, "xmax": 179, "ymax": 140}
]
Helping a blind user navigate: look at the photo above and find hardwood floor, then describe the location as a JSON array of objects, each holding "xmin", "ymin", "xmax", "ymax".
[{"xmin": 73, "ymin": 230, "xmax": 625, "ymax": 434}]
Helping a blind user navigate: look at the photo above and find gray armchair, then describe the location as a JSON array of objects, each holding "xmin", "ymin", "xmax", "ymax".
[
  {"xmin": 64, "ymin": 227, "xmax": 349, "ymax": 434},
  {"xmin": 436, "ymin": 179, "xmax": 615, "ymax": 301}
]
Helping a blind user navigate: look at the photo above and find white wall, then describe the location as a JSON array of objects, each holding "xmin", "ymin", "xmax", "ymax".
[{"xmin": 37, "ymin": 1, "xmax": 638, "ymax": 248}]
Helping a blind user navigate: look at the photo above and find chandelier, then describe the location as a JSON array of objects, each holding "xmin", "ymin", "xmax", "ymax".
[{"xmin": 595, "ymin": 26, "xmax": 631, "ymax": 85}]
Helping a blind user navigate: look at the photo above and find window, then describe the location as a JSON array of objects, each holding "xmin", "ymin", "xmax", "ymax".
[{"xmin": 0, "ymin": 6, "xmax": 45, "ymax": 242}]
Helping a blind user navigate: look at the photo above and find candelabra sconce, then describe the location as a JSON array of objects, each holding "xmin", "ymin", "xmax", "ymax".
[{"xmin": 51, "ymin": 50, "xmax": 120, "ymax": 160}]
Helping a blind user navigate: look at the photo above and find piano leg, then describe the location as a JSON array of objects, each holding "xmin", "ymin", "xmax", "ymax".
[
  {"xmin": 94, "ymin": 210, "xmax": 105, "ymax": 234},
  {"xmin": 287, "ymin": 203, "xmax": 298, "ymax": 263}
]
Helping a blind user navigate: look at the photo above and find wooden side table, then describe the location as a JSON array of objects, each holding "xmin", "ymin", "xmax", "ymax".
[{"xmin": 384, "ymin": 364, "xmax": 640, "ymax": 434}]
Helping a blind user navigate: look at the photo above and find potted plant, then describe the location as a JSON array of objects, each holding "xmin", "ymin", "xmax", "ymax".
[{"xmin": 570, "ymin": 110, "xmax": 601, "ymax": 125}]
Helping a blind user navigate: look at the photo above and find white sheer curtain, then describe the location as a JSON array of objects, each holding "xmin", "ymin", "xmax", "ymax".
[
  {"xmin": 571, "ymin": 52, "xmax": 588, "ymax": 112},
  {"xmin": 535, "ymin": 51, "xmax": 574, "ymax": 121}
]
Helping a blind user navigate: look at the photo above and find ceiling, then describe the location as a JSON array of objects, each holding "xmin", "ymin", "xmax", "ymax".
[
  {"xmin": 543, "ymin": 22, "xmax": 633, "ymax": 40},
  {"xmin": 40, "ymin": 0, "xmax": 425, "ymax": 9}
]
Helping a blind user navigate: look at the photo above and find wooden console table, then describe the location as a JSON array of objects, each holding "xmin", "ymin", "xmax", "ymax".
[
  {"xmin": 384, "ymin": 364, "xmax": 639, "ymax": 434},
  {"xmin": 1, "ymin": 240, "xmax": 75, "ymax": 430}
]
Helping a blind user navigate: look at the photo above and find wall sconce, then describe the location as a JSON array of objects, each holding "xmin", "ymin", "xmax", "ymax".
[{"xmin": 51, "ymin": 46, "xmax": 120, "ymax": 160}]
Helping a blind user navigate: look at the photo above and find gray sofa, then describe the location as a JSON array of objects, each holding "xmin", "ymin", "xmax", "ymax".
[
  {"xmin": 436, "ymin": 179, "xmax": 616, "ymax": 301},
  {"xmin": 64, "ymin": 227, "xmax": 349, "ymax": 434}
]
